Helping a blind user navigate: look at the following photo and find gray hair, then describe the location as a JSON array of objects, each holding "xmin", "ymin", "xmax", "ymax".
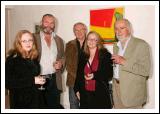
[
  {"xmin": 73, "ymin": 22, "xmax": 87, "ymax": 33},
  {"xmin": 115, "ymin": 18, "xmax": 133, "ymax": 35}
]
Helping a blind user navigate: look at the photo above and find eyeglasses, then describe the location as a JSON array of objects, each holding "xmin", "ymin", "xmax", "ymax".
[
  {"xmin": 21, "ymin": 39, "xmax": 33, "ymax": 43},
  {"xmin": 74, "ymin": 29, "xmax": 85, "ymax": 33},
  {"xmin": 87, "ymin": 39, "xmax": 98, "ymax": 42}
]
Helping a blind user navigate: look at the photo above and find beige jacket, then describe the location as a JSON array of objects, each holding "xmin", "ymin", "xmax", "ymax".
[{"xmin": 113, "ymin": 37, "xmax": 151, "ymax": 107}]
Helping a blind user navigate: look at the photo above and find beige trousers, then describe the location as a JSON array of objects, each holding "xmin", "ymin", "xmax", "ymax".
[{"xmin": 112, "ymin": 79, "xmax": 142, "ymax": 109}]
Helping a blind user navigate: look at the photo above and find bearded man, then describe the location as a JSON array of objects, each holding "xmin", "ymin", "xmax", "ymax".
[{"xmin": 34, "ymin": 14, "xmax": 65, "ymax": 109}]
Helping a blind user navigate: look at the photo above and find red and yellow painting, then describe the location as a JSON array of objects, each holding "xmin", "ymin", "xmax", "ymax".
[{"xmin": 90, "ymin": 7, "xmax": 124, "ymax": 44}]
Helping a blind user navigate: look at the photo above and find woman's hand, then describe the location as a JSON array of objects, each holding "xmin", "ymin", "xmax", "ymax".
[
  {"xmin": 84, "ymin": 73, "xmax": 94, "ymax": 80},
  {"xmin": 34, "ymin": 76, "xmax": 46, "ymax": 85},
  {"xmin": 76, "ymin": 91, "xmax": 80, "ymax": 101}
]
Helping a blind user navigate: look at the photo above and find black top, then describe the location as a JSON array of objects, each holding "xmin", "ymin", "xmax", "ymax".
[
  {"xmin": 5, "ymin": 54, "xmax": 41, "ymax": 108},
  {"xmin": 76, "ymin": 39, "xmax": 85, "ymax": 65},
  {"xmin": 74, "ymin": 48, "xmax": 113, "ymax": 109}
]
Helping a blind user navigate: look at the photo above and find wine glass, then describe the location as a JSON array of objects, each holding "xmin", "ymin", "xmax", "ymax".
[{"xmin": 38, "ymin": 75, "xmax": 46, "ymax": 90}]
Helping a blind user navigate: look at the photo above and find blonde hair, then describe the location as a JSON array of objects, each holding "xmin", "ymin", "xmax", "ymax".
[
  {"xmin": 8, "ymin": 30, "xmax": 38, "ymax": 60},
  {"xmin": 84, "ymin": 31, "xmax": 104, "ymax": 57}
]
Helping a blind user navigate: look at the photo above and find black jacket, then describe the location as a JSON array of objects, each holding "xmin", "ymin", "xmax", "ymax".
[
  {"xmin": 74, "ymin": 48, "xmax": 113, "ymax": 109},
  {"xmin": 5, "ymin": 54, "xmax": 41, "ymax": 108}
]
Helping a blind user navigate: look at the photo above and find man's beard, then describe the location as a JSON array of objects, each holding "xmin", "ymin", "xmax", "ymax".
[
  {"xmin": 116, "ymin": 35, "xmax": 127, "ymax": 42},
  {"xmin": 42, "ymin": 27, "xmax": 54, "ymax": 35}
]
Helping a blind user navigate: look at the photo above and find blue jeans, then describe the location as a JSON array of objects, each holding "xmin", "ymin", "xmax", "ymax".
[{"xmin": 69, "ymin": 87, "xmax": 79, "ymax": 109}]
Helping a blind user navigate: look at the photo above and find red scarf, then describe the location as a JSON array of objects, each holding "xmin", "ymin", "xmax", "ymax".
[{"xmin": 84, "ymin": 48, "xmax": 99, "ymax": 75}]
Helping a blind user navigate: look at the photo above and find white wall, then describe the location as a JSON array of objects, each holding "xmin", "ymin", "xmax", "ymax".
[{"xmin": 6, "ymin": 5, "xmax": 155, "ymax": 109}]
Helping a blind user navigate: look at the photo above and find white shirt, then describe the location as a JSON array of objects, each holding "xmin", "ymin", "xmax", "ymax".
[
  {"xmin": 40, "ymin": 31, "xmax": 57, "ymax": 75},
  {"xmin": 113, "ymin": 37, "xmax": 131, "ymax": 79}
]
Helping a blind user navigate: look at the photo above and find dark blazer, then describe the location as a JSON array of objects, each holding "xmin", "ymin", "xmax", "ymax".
[
  {"xmin": 74, "ymin": 48, "xmax": 113, "ymax": 109},
  {"xmin": 33, "ymin": 33, "xmax": 65, "ymax": 91},
  {"xmin": 5, "ymin": 54, "xmax": 41, "ymax": 108}
]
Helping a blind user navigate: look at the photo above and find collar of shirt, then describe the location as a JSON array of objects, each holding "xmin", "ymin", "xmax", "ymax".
[
  {"xmin": 39, "ymin": 31, "xmax": 57, "ymax": 74},
  {"xmin": 117, "ymin": 36, "xmax": 131, "ymax": 56},
  {"xmin": 113, "ymin": 36, "xmax": 131, "ymax": 79}
]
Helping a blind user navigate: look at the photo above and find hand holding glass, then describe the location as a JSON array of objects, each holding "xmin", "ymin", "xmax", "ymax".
[{"xmin": 38, "ymin": 75, "xmax": 46, "ymax": 90}]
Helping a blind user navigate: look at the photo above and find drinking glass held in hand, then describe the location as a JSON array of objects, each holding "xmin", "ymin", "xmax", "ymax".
[{"xmin": 35, "ymin": 75, "xmax": 46, "ymax": 90}]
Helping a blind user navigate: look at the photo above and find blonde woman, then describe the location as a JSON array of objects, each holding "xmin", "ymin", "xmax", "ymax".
[
  {"xmin": 74, "ymin": 31, "xmax": 113, "ymax": 109},
  {"xmin": 5, "ymin": 30, "xmax": 45, "ymax": 108}
]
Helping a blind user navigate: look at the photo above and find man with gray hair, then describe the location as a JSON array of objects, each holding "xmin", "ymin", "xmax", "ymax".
[
  {"xmin": 112, "ymin": 19, "xmax": 151, "ymax": 108},
  {"xmin": 65, "ymin": 22, "xmax": 87, "ymax": 108}
]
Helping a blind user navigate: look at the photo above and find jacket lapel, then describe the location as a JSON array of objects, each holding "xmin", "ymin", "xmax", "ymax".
[
  {"xmin": 113, "ymin": 42, "xmax": 119, "ymax": 54},
  {"xmin": 123, "ymin": 36, "xmax": 135, "ymax": 59}
]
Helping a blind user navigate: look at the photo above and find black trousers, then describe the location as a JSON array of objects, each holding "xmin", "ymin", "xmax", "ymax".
[{"xmin": 43, "ymin": 73, "xmax": 63, "ymax": 109}]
